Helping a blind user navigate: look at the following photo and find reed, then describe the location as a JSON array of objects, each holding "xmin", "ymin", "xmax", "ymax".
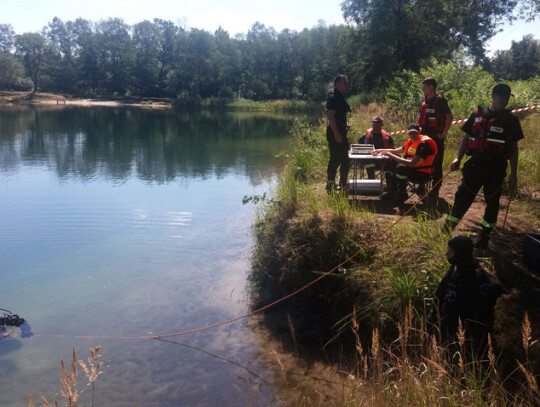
[
  {"xmin": 339, "ymin": 304, "xmax": 540, "ymax": 406},
  {"xmin": 29, "ymin": 347, "xmax": 103, "ymax": 407}
]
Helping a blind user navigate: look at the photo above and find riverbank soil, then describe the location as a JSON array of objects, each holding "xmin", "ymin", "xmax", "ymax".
[
  {"xmin": 0, "ymin": 91, "xmax": 172, "ymax": 108},
  {"xmin": 252, "ymin": 165, "xmax": 540, "ymax": 404}
]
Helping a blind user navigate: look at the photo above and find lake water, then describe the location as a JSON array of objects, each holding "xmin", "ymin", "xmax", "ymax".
[{"xmin": 0, "ymin": 106, "xmax": 297, "ymax": 406}]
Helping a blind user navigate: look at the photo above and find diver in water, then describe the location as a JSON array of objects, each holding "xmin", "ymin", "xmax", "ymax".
[
  {"xmin": 0, "ymin": 309, "xmax": 33, "ymax": 340},
  {"xmin": 429, "ymin": 236, "xmax": 503, "ymax": 351}
]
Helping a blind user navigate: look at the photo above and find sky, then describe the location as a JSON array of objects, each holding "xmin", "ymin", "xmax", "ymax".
[{"xmin": 2, "ymin": 0, "xmax": 539, "ymax": 54}]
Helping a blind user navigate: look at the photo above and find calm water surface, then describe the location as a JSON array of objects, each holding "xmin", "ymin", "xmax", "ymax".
[{"xmin": 0, "ymin": 106, "xmax": 296, "ymax": 406}]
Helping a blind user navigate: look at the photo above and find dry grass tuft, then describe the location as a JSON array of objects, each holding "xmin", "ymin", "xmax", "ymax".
[
  {"xmin": 332, "ymin": 303, "xmax": 540, "ymax": 406},
  {"xmin": 522, "ymin": 312, "xmax": 537, "ymax": 363},
  {"xmin": 29, "ymin": 346, "xmax": 103, "ymax": 407},
  {"xmin": 517, "ymin": 360, "xmax": 539, "ymax": 394}
]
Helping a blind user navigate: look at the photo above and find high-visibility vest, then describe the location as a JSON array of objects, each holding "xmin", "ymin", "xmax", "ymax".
[
  {"xmin": 365, "ymin": 128, "xmax": 392, "ymax": 148},
  {"xmin": 467, "ymin": 108, "xmax": 512, "ymax": 156},
  {"xmin": 418, "ymin": 94, "xmax": 446, "ymax": 133},
  {"xmin": 404, "ymin": 135, "xmax": 438, "ymax": 174}
]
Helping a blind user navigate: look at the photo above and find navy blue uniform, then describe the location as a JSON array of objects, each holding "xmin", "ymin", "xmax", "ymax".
[{"xmin": 326, "ymin": 88, "xmax": 351, "ymax": 187}]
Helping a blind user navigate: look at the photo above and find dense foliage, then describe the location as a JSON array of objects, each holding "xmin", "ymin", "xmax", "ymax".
[
  {"xmin": 386, "ymin": 51, "xmax": 540, "ymax": 121},
  {"xmin": 0, "ymin": 2, "xmax": 538, "ymax": 101},
  {"xmin": 489, "ymin": 35, "xmax": 540, "ymax": 81}
]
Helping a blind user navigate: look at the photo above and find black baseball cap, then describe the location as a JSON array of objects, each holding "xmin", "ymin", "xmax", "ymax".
[
  {"xmin": 408, "ymin": 123, "xmax": 420, "ymax": 133},
  {"xmin": 492, "ymin": 83, "xmax": 513, "ymax": 98}
]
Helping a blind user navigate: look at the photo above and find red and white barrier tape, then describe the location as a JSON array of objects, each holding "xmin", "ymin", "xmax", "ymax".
[{"xmin": 387, "ymin": 105, "xmax": 539, "ymax": 135}]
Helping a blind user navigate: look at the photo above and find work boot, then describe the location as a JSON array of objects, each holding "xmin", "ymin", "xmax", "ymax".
[
  {"xmin": 393, "ymin": 191, "xmax": 409, "ymax": 204},
  {"xmin": 380, "ymin": 191, "xmax": 395, "ymax": 200},
  {"xmin": 336, "ymin": 183, "xmax": 349, "ymax": 195},
  {"xmin": 385, "ymin": 172, "xmax": 397, "ymax": 191},
  {"xmin": 428, "ymin": 186, "xmax": 439, "ymax": 201},
  {"xmin": 393, "ymin": 180, "xmax": 408, "ymax": 204},
  {"xmin": 474, "ymin": 228, "xmax": 491, "ymax": 249},
  {"xmin": 325, "ymin": 180, "xmax": 335, "ymax": 194},
  {"xmin": 416, "ymin": 183, "xmax": 426, "ymax": 197}
]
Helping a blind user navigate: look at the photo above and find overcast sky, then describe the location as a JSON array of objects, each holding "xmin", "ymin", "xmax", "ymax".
[{"xmin": 2, "ymin": 0, "xmax": 538, "ymax": 54}]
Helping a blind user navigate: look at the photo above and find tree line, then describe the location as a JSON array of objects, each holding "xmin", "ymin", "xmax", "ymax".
[{"xmin": 0, "ymin": 0, "xmax": 538, "ymax": 101}]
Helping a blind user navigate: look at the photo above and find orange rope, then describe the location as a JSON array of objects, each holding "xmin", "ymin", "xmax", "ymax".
[{"xmin": 20, "ymin": 170, "xmax": 451, "ymax": 342}]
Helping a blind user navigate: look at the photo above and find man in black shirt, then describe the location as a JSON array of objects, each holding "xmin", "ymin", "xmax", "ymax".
[
  {"xmin": 358, "ymin": 116, "xmax": 394, "ymax": 179},
  {"xmin": 445, "ymin": 84, "xmax": 524, "ymax": 248},
  {"xmin": 326, "ymin": 75, "xmax": 351, "ymax": 193},
  {"xmin": 418, "ymin": 77, "xmax": 453, "ymax": 197}
]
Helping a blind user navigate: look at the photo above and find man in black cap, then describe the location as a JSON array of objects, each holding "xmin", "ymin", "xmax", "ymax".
[
  {"xmin": 373, "ymin": 123, "xmax": 437, "ymax": 204},
  {"xmin": 445, "ymin": 84, "xmax": 524, "ymax": 248},
  {"xmin": 429, "ymin": 235, "xmax": 503, "ymax": 349}
]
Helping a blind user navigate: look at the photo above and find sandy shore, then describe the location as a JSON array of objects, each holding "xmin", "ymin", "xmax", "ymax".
[{"xmin": 0, "ymin": 91, "xmax": 173, "ymax": 109}]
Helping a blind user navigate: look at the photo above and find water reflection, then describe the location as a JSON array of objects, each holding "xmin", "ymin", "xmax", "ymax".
[
  {"xmin": 0, "ymin": 106, "xmax": 291, "ymax": 185},
  {"xmin": 0, "ymin": 106, "xmax": 294, "ymax": 406}
]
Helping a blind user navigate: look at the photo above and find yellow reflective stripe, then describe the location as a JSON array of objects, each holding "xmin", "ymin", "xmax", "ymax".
[
  {"xmin": 481, "ymin": 219, "xmax": 496, "ymax": 228},
  {"xmin": 396, "ymin": 174, "xmax": 408, "ymax": 180},
  {"xmin": 445, "ymin": 215, "xmax": 460, "ymax": 223},
  {"xmin": 408, "ymin": 147, "xmax": 417, "ymax": 154}
]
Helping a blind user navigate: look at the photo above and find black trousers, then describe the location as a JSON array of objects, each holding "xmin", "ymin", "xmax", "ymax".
[
  {"xmin": 386, "ymin": 162, "xmax": 430, "ymax": 192},
  {"xmin": 326, "ymin": 128, "xmax": 350, "ymax": 186},
  {"xmin": 431, "ymin": 136, "xmax": 445, "ymax": 193},
  {"xmin": 449, "ymin": 155, "xmax": 507, "ymax": 228}
]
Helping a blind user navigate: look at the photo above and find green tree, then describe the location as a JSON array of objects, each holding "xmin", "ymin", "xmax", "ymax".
[
  {"xmin": 510, "ymin": 35, "xmax": 539, "ymax": 80},
  {"xmin": 341, "ymin": 0, "xmax": 520, "ymax": 89},
  {"xmin": 153, "ymin": 19, "xmax": 181, "ymax": 97},
  {"xmin": 490, "ymin": 35, "xmax": 540, "ymax": 80},
  {"xmin": 95, "ymin": 18, "xmax": 134, "ymax": 95},
  {"xmin": 15, "ymin": 33, "xmax": 48, "ymax": 94},
  {"xmin": 213, "ymin": 27, "xmax": 242, "ymax": 98},
  {"xmin": 43, "ymin": 17, "xmax": 77, "ymax": 93},
  {"xmin": 0, "ymin": 52, "xmax": 31, "ymax": 90},
  {"xmin": 387, "ymin": 50, "xmax": 496, "ymax": 120},
  {"xmin": 0, "ymin": 23, "xmax": 15, "ymax": 53},
  {"xmin": 132, "ymin": 20, "xmax": 161, "ymax": 96}
]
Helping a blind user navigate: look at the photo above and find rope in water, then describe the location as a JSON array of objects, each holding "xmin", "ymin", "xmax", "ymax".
[
  {"xmin": 3, "ymin": 170, "xmax": 452, "ymax": 342},
  {"xmin": 7, "ymin": 103, "xmax": 537, "ymax": 342},
  {"xmin": 9, "ymin": 99, "xmax": 537, "ymax": 342}
]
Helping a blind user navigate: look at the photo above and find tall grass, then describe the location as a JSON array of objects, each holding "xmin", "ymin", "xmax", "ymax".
[
  {"xmin": 29, "ymin": 346, "xmax": 103, "ymax": 407},
  {"xmin": 250, "ymin": 102, "xmax": 540, "ymax": 405},
  {"xmin": 226, "ymin": 98, "xmax": 322, "ymax": 112},
  {"xmin": 340, "ymin": 307, "xmax": 540, "ymax": 407}
]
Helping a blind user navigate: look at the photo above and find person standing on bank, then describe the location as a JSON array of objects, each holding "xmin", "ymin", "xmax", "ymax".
[
  {"xmin": 358, "ymin": 116, "xmax": 395, "ymax": 179},
  {"xmin": 418, "ymin": 77, "xmax": 454, "ymax": 198},
  {"xmin": 445, "ymin": 84, "xmax": 524, "ymax": 248},
  {"xmin": 326, "ymin": 75, "xmax": 351, "ymax": 193}
]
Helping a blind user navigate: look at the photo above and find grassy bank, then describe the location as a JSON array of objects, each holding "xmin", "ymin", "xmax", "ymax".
[{"xmin": 250, "ymin": 103, "xmax": 540, "ymax": 405}]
